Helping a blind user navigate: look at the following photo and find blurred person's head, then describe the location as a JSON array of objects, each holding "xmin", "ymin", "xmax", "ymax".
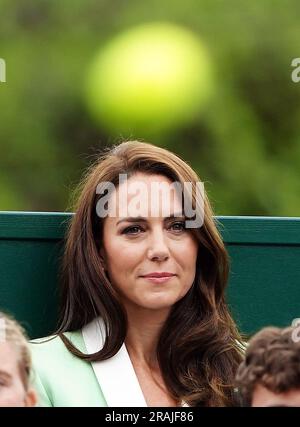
[
  {"xmin": 236, "ymin": 326, "xmax": 300, "ymax": 407},
  {"xmin": 0, "ymin": 312, "xmax": 37, "ymax": 407}
]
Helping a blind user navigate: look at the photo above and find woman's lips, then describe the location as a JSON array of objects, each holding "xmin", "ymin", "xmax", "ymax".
[{"xmin": 141, "ymin": 275, "xmax": 175, "ymax": 283}]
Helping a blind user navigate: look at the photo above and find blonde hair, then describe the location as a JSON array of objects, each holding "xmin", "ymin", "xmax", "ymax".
[{"xmin": 0, "ymin": 312, "xmax": 31, "ymax": 390}]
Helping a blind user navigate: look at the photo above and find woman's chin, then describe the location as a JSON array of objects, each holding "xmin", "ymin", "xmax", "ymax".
[{"xmin": 134, "ymin": 294, "xmax": 181, "ymax": 310}]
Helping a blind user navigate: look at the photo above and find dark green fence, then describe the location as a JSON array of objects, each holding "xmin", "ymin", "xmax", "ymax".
[{"xmin": 1, "ymin": 212, "xmax": 300, "ymax": 338}]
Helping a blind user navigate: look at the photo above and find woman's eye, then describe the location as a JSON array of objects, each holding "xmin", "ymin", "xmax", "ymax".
[
  {"xmin": 170, "ymin": 221, "xmax": 186, "ymax": 232},
  {"xmin": 122, "ymin": 225, "xmax": 144, "ymax": 235}
]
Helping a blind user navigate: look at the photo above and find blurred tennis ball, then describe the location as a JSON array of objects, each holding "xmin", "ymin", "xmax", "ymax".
[{"xmin": 85, "ymin": 22, "xmax": 213, "ymax": 137}]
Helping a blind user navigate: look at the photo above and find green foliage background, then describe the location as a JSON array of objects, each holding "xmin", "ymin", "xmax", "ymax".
[{"xmin": 0, "ymin": 0, "xmax": 300, "ymax": 215}]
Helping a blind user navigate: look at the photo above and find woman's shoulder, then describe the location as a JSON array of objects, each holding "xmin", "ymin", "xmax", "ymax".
[
  {"xmin": 30, "ymin": 330, "xmax": 105, "ymax": 406},
  {"xmin": 30, "ymin": 331, "xmax": 86, "ymax": 371},
  {"xmin": 30, "ymin": 330, "xmax": 85, "ymax": 358},
  {"xmin": 30, "ymin": 330, "xmax": 90, "ymax": 383},
  {"xmin": 30, "ymin": 331, "xmax": 87, "ymax": 389}
]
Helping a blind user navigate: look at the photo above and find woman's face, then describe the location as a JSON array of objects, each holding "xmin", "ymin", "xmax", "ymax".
[
  {"xmin": 100, "ymin": 172, "xmax": 198, "ymax": 312},
  {"xmin": 0, "ymin": 341, "xmax": 36, "ymax": 407}
]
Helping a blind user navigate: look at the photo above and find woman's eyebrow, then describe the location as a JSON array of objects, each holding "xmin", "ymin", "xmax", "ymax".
[
  {"xmin": 116, "ymin": 217, "xmax": 147, "ymax": 225},
  {"xmin": 165, "ymin": 213, "xmax": 186, "ymax": 220},
  {"xmin": 116, "ymin": 212, "xmax": 185, "ymax": 225}
]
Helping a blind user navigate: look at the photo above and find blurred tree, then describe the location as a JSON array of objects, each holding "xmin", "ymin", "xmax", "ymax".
[{"xmin": 0, "ymin": 0, "xmax": 299, "ymax": 215}]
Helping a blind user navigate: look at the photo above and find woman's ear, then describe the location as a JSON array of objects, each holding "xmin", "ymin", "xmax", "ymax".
[{"xmin": 25, "ymin": 388, "xmax": 38, "ymax": 407}]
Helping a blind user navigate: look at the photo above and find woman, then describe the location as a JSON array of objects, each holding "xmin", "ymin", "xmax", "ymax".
[{"xmin": 31, "ymin": 140, "xmax": 244, "ymax": 407}]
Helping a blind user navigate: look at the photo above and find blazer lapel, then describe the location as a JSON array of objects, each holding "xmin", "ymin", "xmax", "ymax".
[{"xmin": 82, "ymin": 318, "xmax": 147, "ymax": 407}]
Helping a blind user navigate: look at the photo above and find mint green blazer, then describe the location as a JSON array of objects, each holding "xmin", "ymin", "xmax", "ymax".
[
  {"xmin": 31, "ymin": 318, "xmax": 240, "ymax": 407},
  {"xmin": 30, "ymin": 318, "xmax": 148, "ymax": 407},
  {"xmin": 30, "ymin": 331, "xmax": 108, "ymax": 407}
]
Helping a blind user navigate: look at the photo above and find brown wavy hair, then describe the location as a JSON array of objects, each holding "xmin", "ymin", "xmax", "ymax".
[
  {"xmin": 236, "ymin": 326, "xmax": 300, "ymax": 406},
  {"xmin": 56, "ymin": 140, "xmax": 244, "ymax": 406}
]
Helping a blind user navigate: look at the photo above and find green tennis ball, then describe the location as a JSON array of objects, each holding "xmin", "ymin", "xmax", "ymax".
[{"xmin": 85, "ymin": 22, "xmax": 213, "ymax": 136}]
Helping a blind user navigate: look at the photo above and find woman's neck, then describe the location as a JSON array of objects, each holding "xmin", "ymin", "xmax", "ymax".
[{"xmin": 124, "ymin": 303, "xmax": 170, "ymax": 368}]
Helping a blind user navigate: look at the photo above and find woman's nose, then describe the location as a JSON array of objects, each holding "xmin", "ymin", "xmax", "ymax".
[{"xmin": 147, "ymin": 229, "xmax": 170, "ymax": 261}]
